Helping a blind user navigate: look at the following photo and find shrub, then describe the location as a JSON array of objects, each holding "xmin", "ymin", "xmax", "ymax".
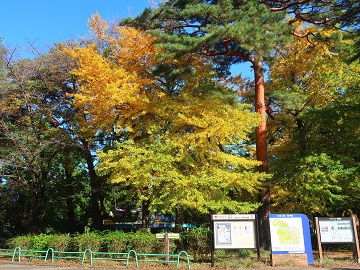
[
  {"xmin": 6, "ymin": 235, "xmax": 32, "ymax": 250},
  {"xmin": 49, "ymin": 234, "xmax": 72, "ymax": 252},
  {"xmin": 103, "ymin": 231, "xmax": 128, "ymax": 252},
  {"xmin": 182, "ymin": 225, "xmax": 211, "ymax": 262},
  {"xmin": 73, "ymin": 230, "xmax": 103, "ymax": 252},
  {"xmin": 31, "ymin": 234, "xmax": 54, "ymax": 251},
  {"xmin": 153, "ymin": 236, "xmax": 177, "ymax": 254},
  {"xmin": 128, "ymin": 229, "xmax": 156, "ymax": 254}
]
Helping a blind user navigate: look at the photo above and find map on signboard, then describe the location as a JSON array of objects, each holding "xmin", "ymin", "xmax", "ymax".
[
  {"xmin": 319, "ymin": 219, "xmax": 354, "ymax": 243},
  {"xmin": 216, "ymin": 223, "xmax": 232, "ymax": 245},
  {"xmin": 270, "ymin": 217, "xmax": 305, "ymax": 252}
]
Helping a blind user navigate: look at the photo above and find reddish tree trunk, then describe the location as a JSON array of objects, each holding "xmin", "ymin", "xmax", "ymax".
[{"xmin": 253, "ymin": 60, "xmax": 270, "ymax": 249}]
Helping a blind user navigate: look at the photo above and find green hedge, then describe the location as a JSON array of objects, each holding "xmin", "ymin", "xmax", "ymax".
[{"xmin": 5, "ymin": 226, "xmax": 211, "ymax": 262}]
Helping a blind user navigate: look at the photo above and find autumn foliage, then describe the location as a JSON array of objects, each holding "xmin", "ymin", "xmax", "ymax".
[{"xmin": 63, "ymin": 14, "xmax": 267, "ymax": 227}]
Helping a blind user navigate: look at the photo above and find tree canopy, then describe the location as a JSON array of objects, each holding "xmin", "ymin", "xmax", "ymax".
[
  {"xmin": 63, "ymin": 14, "xmax": 267, "ymax": 227},
  {"xmin": 0, "ymin": 0, "xmax": 359, "ymax": 238}
]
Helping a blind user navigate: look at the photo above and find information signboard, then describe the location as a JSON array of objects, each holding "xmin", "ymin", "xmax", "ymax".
[
  {"xmin": 317, "ymin": 218, "xmax": 354, "ymax": 243},
  {"xmin": 315, "ymin": 216, "xmax": 360, "ymax": 262},
  {"xmin": 212, "ymin": 214, "xmax": 256, "ymax": 249},
  {"xmin": 210, "ymin": 214, "xmax": 260, "ymax": 267},
  {"xmin": 269, "ymin": 214, "xmax": 314, "ymax": 265}
]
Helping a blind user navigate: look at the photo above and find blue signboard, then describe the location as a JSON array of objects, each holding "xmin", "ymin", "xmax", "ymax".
[{"xmin": 269, "ymin": 213, "xmax": 314, "ymax": 265}]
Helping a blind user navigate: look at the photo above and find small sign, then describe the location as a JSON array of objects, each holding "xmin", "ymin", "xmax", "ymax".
[{"xmin": 156, "ymin": 233, "xmax": 180, "ymax": 239}]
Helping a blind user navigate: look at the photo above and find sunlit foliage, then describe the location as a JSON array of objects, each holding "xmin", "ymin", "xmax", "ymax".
[
  {"xmin": 64, "ymin": 14, "xmax": 267, "ymax": 219},
  {"xmin": 267, "ymin": 24, "xmax": 360, "ymax": 216}
]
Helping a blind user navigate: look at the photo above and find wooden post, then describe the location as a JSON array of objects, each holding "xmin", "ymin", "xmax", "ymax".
[
  {"xmin": 165, "ymin": 233, "xmax": 170, "ymax": 264},
  {"xmin": 352, "ymin": 216, "xmax": 360, "ymax": 263},
  {"xmin": 315, "ymin": 217, "xmax": 323, "ymax": 262}
]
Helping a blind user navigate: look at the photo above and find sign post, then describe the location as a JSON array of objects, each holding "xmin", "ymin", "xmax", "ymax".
[
  {"xmin": 156, "ymin": 232, "xmax": 180, "ymax": 264},
  {"xmin": 210, "ymin": 214, "xmax": 260, "ymax": 267}
]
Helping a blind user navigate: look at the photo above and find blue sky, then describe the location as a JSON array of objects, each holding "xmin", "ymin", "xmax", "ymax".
[
  {"xmin": 0, "ymin": 0, "xmax": 151, "ymax": 54},
  {"xmin": 0, "ymin": 0, "xmax": 253, "ymax": 78}
]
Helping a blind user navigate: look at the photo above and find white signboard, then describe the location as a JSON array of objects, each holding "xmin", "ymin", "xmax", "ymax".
[
  {"xmin": 318, "ymin": 218, "xmax": 354, "ymax": 243},
  {"xmin": 214, "ymin": 221, "xmax": 256, "ymax": 249},
  {"xmin": 155, "ymin": 233, "xmax": 180, "ymax": 239},
  {"xmin": 212, "ymin": 214, "xmax": 257, "ymax": 249},
  {"xmin": 269, "ymin": 216, "xmax": 305, "ymax": 252}
]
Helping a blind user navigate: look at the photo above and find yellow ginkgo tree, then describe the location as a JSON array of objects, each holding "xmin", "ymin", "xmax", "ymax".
[{"xmin": 65, "ymin": 14, "xmax": 268, "ymax": 228}]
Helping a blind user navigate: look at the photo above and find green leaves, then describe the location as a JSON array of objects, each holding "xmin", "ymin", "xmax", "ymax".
[
  {"xmin": 147, "ymin": 0, "xmax": 292, "ymax": 62},
  {"xmin": 269, "ymin": 25, "xmax": 360, "ymax": 216}
]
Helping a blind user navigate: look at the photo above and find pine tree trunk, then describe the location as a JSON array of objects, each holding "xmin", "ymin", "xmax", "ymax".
[{"xmin": 253, "ymin": 59, "xmax": 270, "ymax": 249}]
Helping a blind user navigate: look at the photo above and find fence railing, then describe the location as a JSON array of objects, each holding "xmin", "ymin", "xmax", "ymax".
[
  {"xmin": 0, "ymin": 246, "xmax": 191, "ymax": 269},
  {"xmin": 130, "ymin": 249, "xmax": 191, "ymax": 269}
]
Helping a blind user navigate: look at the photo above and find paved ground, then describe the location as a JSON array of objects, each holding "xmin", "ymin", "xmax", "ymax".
[{"xmin": 1, "ymin": 263, "xmax": 360, "ymax": 270}]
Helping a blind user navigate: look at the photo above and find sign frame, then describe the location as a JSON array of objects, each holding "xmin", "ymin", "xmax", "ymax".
[
  {"xmin": 269, "ymin": 213, "xmax": 314, "ymax": 266},
  {"xmin": 210, "ymin": 214, "xmax": 260, "ymax": 267},
  {"xmin": 315, "ymin": 216, "xmax": 360, "ymax": 262}
]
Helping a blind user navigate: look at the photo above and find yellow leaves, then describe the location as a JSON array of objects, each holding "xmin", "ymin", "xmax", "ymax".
[
  {"xmin": 88, "ymin": 13, "xmax": 109, "ymax": 40},
  {"xmin": 169, "ymin": 97, "xmax": 260, "ymax": 148},
  {"xmin": 87, "ymin": 13, "xmax": 158, "ymax": 81},
  {"xmin": 63, "ymin": 17, "xmax": 160, "ymax": 134},
  {"xmin": 268, "ymin": 23, "xmax": 354, "ymax": 112},
  {"xmin": 113, "ymin": 26, "xmax": 158, "ymax": 72},
  {"xmin": 65, "ymin": 44, "xmax": 145, "ymax": 131},
  {"xmin": 65, "ymin": 13, "xmax": 265, "ymax": 215}
]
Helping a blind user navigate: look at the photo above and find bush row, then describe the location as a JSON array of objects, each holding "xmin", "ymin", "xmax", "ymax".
[{"xmin": 5, "ymin": 226, "xmax": 211, "ymax": 262}]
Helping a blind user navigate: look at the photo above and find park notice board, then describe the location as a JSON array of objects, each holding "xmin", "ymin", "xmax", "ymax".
[
  {"xmin": 212, "ymin": 214, "xmax": 257, "ymax": 249},
  {"xmin": 210, "ymin": 214, "xmax": 260, "ymax": 267},
  {"xmin": 269, "ymin": 214, "xmax": 314, "ymax": 266},
  {"xmin": 315, "ymin": 216, "xmax": 360, "ymax": 262},
  {"xmin": 316, "ymin": 217, "xmax": 355, "ymax": 243}
]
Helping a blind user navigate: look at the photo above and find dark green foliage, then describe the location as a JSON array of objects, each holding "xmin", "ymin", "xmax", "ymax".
[
  {"xmin": 73, "ymin": 230, "xmax": 104, "ymax": 252},
  {"xmin": 123, "ymin": 0, "xmax": 292, "ymax": 67},
  {"xmin": 180, "ymin": 225, "xmax": 211, "ymax": 262},
  {"xmin": 102, "ymin": 231, "xmax": 129, "ymax": 252}
]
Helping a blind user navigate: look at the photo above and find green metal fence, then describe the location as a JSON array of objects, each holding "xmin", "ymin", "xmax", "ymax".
[
  {"xmin": 0, "ymin": 246, "xmax": 191, "ymax": 269},
  {"xmin": 130, "ymin": 249, "xmax": 191, "ymax": 269}
]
